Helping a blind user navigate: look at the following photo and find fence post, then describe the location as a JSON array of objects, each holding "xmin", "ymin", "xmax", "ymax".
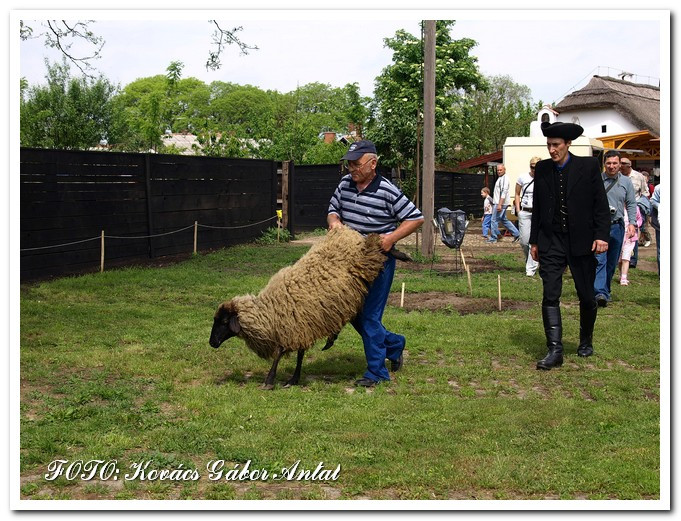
[
  {"xmin": 286, "ymin": 161, "xmax": 295, "ymax": 238},
  {"xmin": 194, "ymin": 221, "xmax": 198, "ymax": 254},
  {"xmin": 100, "ymin": 230, "xmax": 105, "ymax": 273},
  {"xmin": 144, "ymin": 153, "xmax": 156, "ymax": 258}
]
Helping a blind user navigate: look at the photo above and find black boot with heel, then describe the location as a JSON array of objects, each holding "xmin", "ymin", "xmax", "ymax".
[{"xmin": 537, "ymin": 305, "xmax": 563, "ymax": 370}]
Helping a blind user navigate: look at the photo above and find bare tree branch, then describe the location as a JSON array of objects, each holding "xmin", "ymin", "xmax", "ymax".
[
  {"xmin": 21, "ymin": 20, "xmax": 105, "ymax": 79},
  {"xmin": 206, "ymin": 20, "xmax": 258, "ymax": 71}
]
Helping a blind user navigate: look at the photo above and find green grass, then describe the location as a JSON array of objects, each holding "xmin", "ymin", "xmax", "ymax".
[{"xmin": 19, "ymin": 241, "xmax": 661, "ymax": 501}]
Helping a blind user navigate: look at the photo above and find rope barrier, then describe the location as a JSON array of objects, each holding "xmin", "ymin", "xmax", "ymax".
[
  {"xmin": 20, "ymin": 236, "xmax": 101, "ymax": 252},
  {"xmin": 20, "ymin": 216, "xmax": 279, "ymax": 252},
  {"xmin": 197, "ymin": 215, "xmax": 278, "ymax": 230},
  {"xmin": 105, "ymin": 224, "xmax": 196, "ymax": 240}
]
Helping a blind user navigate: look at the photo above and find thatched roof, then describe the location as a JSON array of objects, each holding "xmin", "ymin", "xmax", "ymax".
[{"xmin": 554, "ymin": 76, "xmax": 660, "ymax": 137}]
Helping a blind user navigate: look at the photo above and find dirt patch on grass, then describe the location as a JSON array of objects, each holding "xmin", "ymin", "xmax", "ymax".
[
  {"xmin": 396, "ymin": 256, "xmax": 505, "ymax": 274},
  {"xmin": 388, "ymin": 291, "xmax": 533, "ymax": 315}
]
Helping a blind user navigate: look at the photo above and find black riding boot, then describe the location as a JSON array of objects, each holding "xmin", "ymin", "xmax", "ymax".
[
  {"xmin": 537, "ymin": 305, "xmax": 563, "ymax": 370},
  {"xmin": 577, "ymin": 300, "xmax": 598, "ymax": 357}
]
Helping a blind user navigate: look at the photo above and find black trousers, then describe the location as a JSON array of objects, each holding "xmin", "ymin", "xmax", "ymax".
[{"xmin": 538, "ymin": 232, "xmax": 597, "ymax": 307}]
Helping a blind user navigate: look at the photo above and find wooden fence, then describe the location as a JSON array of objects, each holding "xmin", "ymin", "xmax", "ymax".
[
  {"xmin": 20, "ymin": 148, "xmax": 277, "ymax": 280},
  {"xmin": 20, "ymin": 148, "xmax": 485, "ymax": 280},
  {"xmin": 287, "ymin": 165, "xmax": 486, "ymax": 232}
]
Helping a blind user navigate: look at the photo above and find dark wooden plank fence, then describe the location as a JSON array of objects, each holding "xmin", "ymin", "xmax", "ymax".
[
  {"xmin": 288, "ymin": 165, "xmax": 486, "ymax": 233},
  {"xmin": 20, "ymin": 148, "xmax": 277, "ymax": 280},
  {"xmin": 20, "ymin": 147, "xmax": 484, "ymax": 280}
]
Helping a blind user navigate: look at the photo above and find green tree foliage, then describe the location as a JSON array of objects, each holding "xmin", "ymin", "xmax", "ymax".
[
  {"xmin": 447, "ymin": 74, "xmax": 541, "ymax": 161},
  {"xmin": 111, "ymin": 64, "xmax": 212, "ymax": 151},
  {"xmin": 367, "ymin": 21, "xmax": 485, "ymax": 173},
  {"xmin": 20, "ymin": 60, "xmax": 121, "ymax": 149},
  {"xmin": 302, "ymin": 140, "xmax": 348, "ymax": 164}
]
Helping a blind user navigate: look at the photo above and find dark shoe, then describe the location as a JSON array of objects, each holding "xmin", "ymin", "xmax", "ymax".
[
  {"xmin": 354, "ymin": 377, "xmax": 378, "ymax": 388},
  {"xmin": 536, "ymin": 305, "xmax": 563, "ymax": 370},
  {"xmin": 390, "ymin": 353, "xmax": 404, "ymax": 372},
  {"xmin": 577, "ymin": 301, "xmax": 597, "ymax": 357},
  {"xmin": 595, "ymin": 294, "xmax": 608, "ymax": 308},
  {"xmin": 512, "ymin": 235, "xmax": 520, "ymax": 243}
]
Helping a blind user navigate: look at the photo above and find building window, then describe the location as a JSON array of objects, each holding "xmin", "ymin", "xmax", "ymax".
[{"xmin": 601, "ymin": 125, "xmax": 607, "ymax": 133}]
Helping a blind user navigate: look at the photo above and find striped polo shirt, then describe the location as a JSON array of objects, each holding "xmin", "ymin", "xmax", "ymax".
[{"xmin": 328, "ymin": 173, "xmax": 423, "ymax": 235}]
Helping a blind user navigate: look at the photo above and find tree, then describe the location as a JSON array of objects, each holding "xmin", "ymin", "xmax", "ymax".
[
  {"xmin": 447, "ymin": 74, "xmax": 540, "ymax": 161},
  {"xmin": 205, "ymin": 20, "xmax": 258, "ymax": 71},
  {"xmin": 20, "ymin": 60, "xmax": 121, "ymax": 149},
  {"xmin": 111, "ymin": 66, "xmax": 212, "ymax": 151},
  {"xmin": 368, "ymin": 21, "xmax": 484, "ymax": 174},
  {"xmin": 302, "ymin": 140, "xmax": 348, "ymax": 164}
]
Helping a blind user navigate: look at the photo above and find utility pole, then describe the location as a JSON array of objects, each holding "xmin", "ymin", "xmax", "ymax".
[{"xmin": 421, "ymin": 20, "xmax": 436, "ymax": 257}]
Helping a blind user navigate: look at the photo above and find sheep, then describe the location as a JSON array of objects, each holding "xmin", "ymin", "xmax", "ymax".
[{"xmin": 209, "ymin": 225, "xmax": 387, "ymax": 389}]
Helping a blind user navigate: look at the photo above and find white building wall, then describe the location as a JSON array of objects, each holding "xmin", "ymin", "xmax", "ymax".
[{"xmin": 555, "ymin": 108, "xmax": 637, "ymax": 139}]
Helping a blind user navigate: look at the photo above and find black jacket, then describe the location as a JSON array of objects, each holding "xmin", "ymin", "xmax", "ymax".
[{"xmin": 530, "ymin": 153, "xmax": 610, "ymax": 256}]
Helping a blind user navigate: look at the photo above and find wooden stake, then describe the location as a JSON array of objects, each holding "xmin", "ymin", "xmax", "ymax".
[
  {"xmin": 497, "ymin": 275, "xmax": 502, "ymax": 311},
  {"xmin": 466, "ymin": 266, "xmax": 472, "ymax": 296},
  {"xmin": 100, "ymin": 230, "xmax": 105, "ymax": 273},
  {"xmin": 193, "ymin": 221, "xmax": 198, "ymax": 254},
  {"xmin": 460, "ymin": 248, "xmax": 468, "ymax": 272},
  {"xmin": 400, "ymin": 282, "xmax": 405, "ymax": 308}
]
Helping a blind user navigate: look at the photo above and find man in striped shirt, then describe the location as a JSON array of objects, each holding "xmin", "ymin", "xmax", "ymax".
[{"xmin": 328, "ymin": 140, "xmax": 424, "ymax": 387}]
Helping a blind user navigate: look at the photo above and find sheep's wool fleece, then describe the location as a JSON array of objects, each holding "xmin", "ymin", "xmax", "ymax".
[{"xmin": 232, "ymin": 226, "xmax": 386, "ymax": 359}]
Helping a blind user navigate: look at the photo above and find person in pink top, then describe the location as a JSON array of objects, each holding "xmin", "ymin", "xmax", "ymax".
[{"xmin": 618, "ymin": 205, "xmax": 643, "ymax": 286}]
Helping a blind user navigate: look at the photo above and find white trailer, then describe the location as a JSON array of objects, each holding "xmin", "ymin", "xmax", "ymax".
[{"xmin": 502, "ymin": 136, "xmax": 604, "ymax": 208}]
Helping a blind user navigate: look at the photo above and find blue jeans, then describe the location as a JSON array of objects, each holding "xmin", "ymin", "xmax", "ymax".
[
  {"xmin": 594, "ymin": 221, "xmax": 625, "ymax": 301},
  {"xmin": 351, "ymin": 255, "xmax": 405, "ymax": 382},
  {"xmin": 490, "ymin": 205, "xmax": 519, "ymax": 240},
  {"xmin": 481, "ymin": 214, "xmax": 492, "ymax": 237},
  {"xmin": 655, "ymin": 227, "xmax": 660, "ymax": 274}
]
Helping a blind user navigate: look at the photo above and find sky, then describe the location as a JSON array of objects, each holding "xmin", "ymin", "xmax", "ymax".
[{"xmin": 16, "ymin": 10, "xmax": 667, "ymax": 107}]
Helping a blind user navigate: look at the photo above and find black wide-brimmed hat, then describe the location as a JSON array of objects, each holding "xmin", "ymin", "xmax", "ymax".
[{"xmin": 541, "ymin": 121, "xmax": 584, "ymax": 141}]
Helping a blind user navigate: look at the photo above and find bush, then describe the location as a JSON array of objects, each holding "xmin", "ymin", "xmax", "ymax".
[{"xmin": 255, "ymin": 226, "xmax": 291, "ymax": 245}]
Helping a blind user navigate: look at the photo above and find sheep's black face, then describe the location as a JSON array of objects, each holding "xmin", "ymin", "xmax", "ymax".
[{"xmin": 209, "ymin": 302, "xmax": 241, "ymax": 348}]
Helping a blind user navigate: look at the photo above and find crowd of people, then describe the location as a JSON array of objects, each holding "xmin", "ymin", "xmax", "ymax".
[
  {"xmin": 476, "ymin": 123, "xmax": 660, "ymax": 370},
  {"xmin": 481, "ymin": 153, "xmax": 660, "ymax": 291}
]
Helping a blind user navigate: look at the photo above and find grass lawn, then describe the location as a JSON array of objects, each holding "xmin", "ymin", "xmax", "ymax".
[{"xmin": 19, "ymin": 238, "xmax": 661, "ymax": 501}]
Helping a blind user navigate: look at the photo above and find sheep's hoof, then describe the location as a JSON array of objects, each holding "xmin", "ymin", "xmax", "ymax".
[
  {"xmin": 261, "ymin": 383, "xmax": 275, "ymax": 391},
  {"xmin": 283, "ymin": 379, "xmax": 299, "ymax": 388}
]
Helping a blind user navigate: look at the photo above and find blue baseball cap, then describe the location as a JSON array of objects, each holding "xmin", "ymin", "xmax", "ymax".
[{"xmin": 341, "ymin": 140, "xmax": 377, "ymax": 160}]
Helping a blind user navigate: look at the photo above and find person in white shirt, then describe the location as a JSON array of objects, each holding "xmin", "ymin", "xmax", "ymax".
[
  {"xmin": 487, "ymin": 164, "xmax": 519, "ymax": 243},
  {"xmin": 514, "ymin": 157, "xmax": 541, "ymax": 275}
]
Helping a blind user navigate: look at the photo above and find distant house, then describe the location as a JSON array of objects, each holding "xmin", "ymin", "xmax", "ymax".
[
  {"xmin": 552, "ymin": 75, "xmax": 660, "ymax": 167},
  {"xmin": 161, "ymin": 131, "xmax": 200, "ymax": 155},
  {"xmin": 553, "ymin": 75, "xmax": 659, "ymax": 138}
]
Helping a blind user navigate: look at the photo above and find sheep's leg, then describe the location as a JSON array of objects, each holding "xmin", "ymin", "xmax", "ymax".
[
  {"xmin": 321, "ymin": 331, "xmax": 339, "ymax": 351},
  {"xmin": 284, "ymin": 350, "xmax": 305, "ymax": 387},
  {"xmin": 262, "ymin": 347, "xmax": 284, "ymax": 390}
]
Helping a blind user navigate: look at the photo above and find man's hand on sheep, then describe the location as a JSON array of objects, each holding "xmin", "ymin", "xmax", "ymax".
[
  {"xmin": 379, "ymin": 233, "xmax": 396, "ymax": 253},
  {"xmin": 327, "ymin": 214, "xmax": 344, "ymax": 231}
]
